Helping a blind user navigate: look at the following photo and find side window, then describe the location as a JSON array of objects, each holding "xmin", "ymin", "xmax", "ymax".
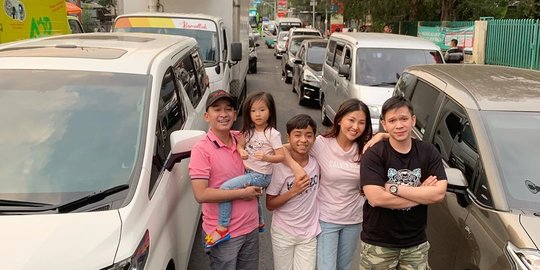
[
  {"xmin": 298, "ymin": 45, "xmax": 305, "ymax": 59},
  {"xmin": 395, "ymin": 72, "xmax": 417, "ymax": 99},
  {"xmin": 192, "ymin": 50, "xmax": 209, "ymax": 98},
  {"xmin": 222, "ymin": 28, "xmax": 228, "ymax": 62},
  {"xmin": 150, "ymin": 68, "xmax": 187, "ymax": 192},
  {"xmin": 332, "ymin": 43, "xmax": 344, "ymax": 70},
  {"xmin": 344, "ymin": 46, "xmax": 352, "ymax": 66},
  {"xmin": 432, "ymin": 100, "xmax": 491, "ymax": 206},
  {"xmin": 409, "ymin": 80, "xmax": 440, "ymax": 135},
  {"xmin": 326, "ymin": 40, "xmax": 336, "ymax": 65},
  {"xmin": 174, "ymin": 55, "xmax": 202, "ymax": 107}
]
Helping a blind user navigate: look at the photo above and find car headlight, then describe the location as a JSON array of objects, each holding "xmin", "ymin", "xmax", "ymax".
[
  {"xmin": 506, "ymin": 242, "xmax": 540, "ymax": 270},
  {"xmin": 105, "ymin": 230, "xmax": 150, "ymax": 270},
  {"xmin": 368, "ymin": 105, "xmax": 381, "ymax": 120}
]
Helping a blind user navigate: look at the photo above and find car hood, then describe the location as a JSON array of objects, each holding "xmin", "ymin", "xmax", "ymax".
[
  {"xmin": 0, "ymin": 211, "xmax": 121, "ymax": 270},
  {"xmin": 352, "ymin": 84, "xmax": 394, "ymax": 108},
  {"xmin": 520, "ymin": 214, "xmax": 540, "ymax": 249}
]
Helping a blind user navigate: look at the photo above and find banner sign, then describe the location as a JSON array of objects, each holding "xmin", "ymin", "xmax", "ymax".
[{"xmin": 418, "ymin": 25, "xmax": 474, "ymax": 51}]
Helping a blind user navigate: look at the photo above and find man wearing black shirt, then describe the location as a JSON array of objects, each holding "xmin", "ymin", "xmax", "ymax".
[{"xmin": 359, "ymin": 96, "xmax": 447, "ymax": 269}]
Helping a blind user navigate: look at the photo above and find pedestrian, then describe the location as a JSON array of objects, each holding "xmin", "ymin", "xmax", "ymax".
[
  {"xmin": 444, "ymin": 38, "xmax": 464, "ymax": 63},
  {"xmin": 286, "ymin": 98, "xmax": 386, "ymax": 270},
  {"xmin": 359, "ymin": 96, "xmax": 448, "ymax": 269},
  {"xmin": 383, "ymin": 24, "xmax": 392, "ymax": 33},
  {"xmin": 189, "ymin": 89, "xmax": 262, "ymax": 270},
  {"xmin": 266, "ymin": 114, "xmax": 320, "ymax": 270},
  {"xmin": 206, "ymin": 91, "xmax": 284, "ymax": 248}
]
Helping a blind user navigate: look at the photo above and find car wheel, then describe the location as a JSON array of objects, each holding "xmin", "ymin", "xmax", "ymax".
[
  {"xmin": 285, "ymin": 75, "xmax": 292, "ymax": 84},
  {"xmin": 252, "ymin": 62, "xmax": 257, "ymax": 73},
  {"xmin": 298, "ymin": 86, "xmax": 306, "ymax": 106},
  {"xmin": 321, "ymin": 100, "xmax": 332, "ymax": 126}
]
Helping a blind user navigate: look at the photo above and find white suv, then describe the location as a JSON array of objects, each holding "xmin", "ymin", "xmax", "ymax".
[
  {"xmin": 320, "ymin": 32, "xmax": 444, "ymax": 132},
  {"xmin": 0, "ymin": 32, "xmax": 209, "ymax": 270}
]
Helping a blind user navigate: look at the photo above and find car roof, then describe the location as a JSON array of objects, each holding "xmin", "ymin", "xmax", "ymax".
[
  {"xmin": 330, "ymin": 32, "xmax": 440, "ymax": 50},
  {"xmin": 115, "ymin": 12, "xmax": 222, "ymax": 23},
  {"xmin": 277, "ymin": 18, "xmax": 302, "ymax": 23},
  {"xmin": 290, "ymin": 28, "xmax": 319, "ymax": 33},
  {"xmin": 406, "ymin": 64, "xmax": 540, "ymax": 112},
  {"xmin": 0, "ymin": 32, "xmax": 197, "ymax": 75},
  {"xmin": 289, "ymin": 35, "xmax": 320, "ymax": 41}
]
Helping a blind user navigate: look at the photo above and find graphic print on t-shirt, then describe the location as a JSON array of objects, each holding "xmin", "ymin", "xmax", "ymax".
[
  {"xmin": 246, "ymin": 138, "xmax": 264, "ymax": 156},
  {"xmin": 386, "ymin": 168, "xmax": 421, "ymax": 211}
]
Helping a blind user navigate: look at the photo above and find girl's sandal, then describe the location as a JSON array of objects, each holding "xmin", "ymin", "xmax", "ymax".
[{"xmin": 205, "ymin": 229, "xmax": 231, "ymax": 248}]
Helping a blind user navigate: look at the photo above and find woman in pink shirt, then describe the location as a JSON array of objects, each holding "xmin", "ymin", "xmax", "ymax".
[{"xmin": 288, "ymin": 98, "xmax": 385, "ymax": 270}]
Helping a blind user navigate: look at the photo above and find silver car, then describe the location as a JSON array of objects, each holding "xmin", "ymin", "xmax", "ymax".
[{"xmin": 393, "ymin": 64, "xmax": 540, "ymax": 270}]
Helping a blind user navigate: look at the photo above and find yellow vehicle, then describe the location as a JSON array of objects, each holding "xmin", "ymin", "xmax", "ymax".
[{"xmin": 1, "ymin": 0, "xmax": 70, "ymax": 43}]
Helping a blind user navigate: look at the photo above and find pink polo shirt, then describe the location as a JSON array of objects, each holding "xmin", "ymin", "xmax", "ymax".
[{"xmin": 189, "ymin": 129, "xmax": 259, "ymax": 238}]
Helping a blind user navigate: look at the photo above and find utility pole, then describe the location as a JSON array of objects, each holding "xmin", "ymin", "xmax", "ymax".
[{"xmin": 311, "ymin": 0, "xmax": 316, "ymax": 28}]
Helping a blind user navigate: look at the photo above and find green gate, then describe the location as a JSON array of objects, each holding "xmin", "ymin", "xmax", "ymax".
[{"xmin": 486, "ymin": 19, "xmax": 540, "ymax": 70}]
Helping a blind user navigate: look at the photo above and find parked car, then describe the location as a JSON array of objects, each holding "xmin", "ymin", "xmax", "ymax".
[
  {"xmin": 292, "ymin": 38, "xmax": 328, "ymax": 105},
  {"xmin": 0, "ymin": 32, "xmax": 209, "ymax": 270},
  {"xmin": 320, "ymin": 32, "xmax": 444, "ymax": 131},
  {"xmin": 392, "ymin": 64, "xmax": 540, "ymax": 270},
  {"xmin": 286, "ymin": 27, "xmax": 323, "ymax": 41},
  {"xmin": 248, "ymin": 36, "xmax": 259, "ymax": 73},
  {"xmin": 274, "ymin": 31, "xmax": 289, "ymax": 59},
  {"xmin": 281, "ymin": 35, "xmax": 320, "ymax": 84}
]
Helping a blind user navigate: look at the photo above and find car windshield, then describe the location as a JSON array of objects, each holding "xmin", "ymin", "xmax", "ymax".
[
  {"xmin": 483, "ymin": 111, "xmax": 540, "ymax": 210},
  {"xmin": 0, "ymin": 70, "xmax": 149, "ymax": 205},
  {"xmin": 306, "ymin": 44, "xmax": 326, "ymax": 71},
  {"xmin": 289, "ymin": 38, "xmax": 306, "ymax": 55},
  {"xmin": 117, "ymin": 27, "xmax": 218, "ymax": 66},
  {"xmin": 355, "ymin": 48, "xmax": 443, "ymax": 86},
  {"xmin": 279, "ymin": 22, "xmax": 302, "ymax": 32}
]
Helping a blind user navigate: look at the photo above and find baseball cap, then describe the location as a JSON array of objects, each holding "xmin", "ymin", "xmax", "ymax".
[{"xmin": 205, "ymin": 89, "xmax": 236, "ymax": 111}]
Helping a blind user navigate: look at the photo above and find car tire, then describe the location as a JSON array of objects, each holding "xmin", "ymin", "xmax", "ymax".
[
  {"xmin": 298, "ymin": 86, "xmax": 306, "ymax": 106},
  {"xmin": 285, "ymin": 75, "xmax": 292, "ymax": 84},
  {"xmin": 321, "ymin": 100, "xmax": 332, "ymax": 126}
]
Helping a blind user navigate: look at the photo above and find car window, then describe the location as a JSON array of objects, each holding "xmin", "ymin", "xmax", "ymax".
[
  {"xmin": 409, "ymin": 80, "xmax": 441, "ymax": 136},
  {"xmin": 433, "ymin": 100, "xmax": 489, "ymax": 206},
  {"xmin": 483, "ymin": 111, "xmax": 540, "ymax": 210},
  {"xmin": 355, "ymin": 48, "xmax": 443, "ymax": 86},
  {"xmin": 332, "ymin": 43, "xmax": 344, "ymax": 70},
  {"xmin": 395, "ymin": 72, "xmax": 417, "ymax": 99},
  {"xmin": 0, "ymin": 70, "xmax": 149, "ymax": 204},
  {"xmin": 175, "ymin": 54, "xmax": 203, "ymax": 107},
  {"xmin": 150, "ymin": 68, "xmax": 187, "ymax": 192},
  {"xmin": 326, "ymin": 40, "xmax": 336, "ymax": 65}
]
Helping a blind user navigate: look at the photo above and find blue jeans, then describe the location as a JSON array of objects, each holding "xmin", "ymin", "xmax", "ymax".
[
  {"xmin": 317, "ymin": 221, "xmax": 362, "ymax": 270},
  {"xmin": 219, "ymin": 170, "xmax": 272, "ymax": 227}
]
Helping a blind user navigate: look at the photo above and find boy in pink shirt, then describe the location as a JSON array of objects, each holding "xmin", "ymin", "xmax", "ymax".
[
  {"xmin": 266, "ymin": 114, "xmax": 321, "ymax": 270},
  {"xmin": 189, "ymin": 90, "xmax": 262, "ymax": 270}
]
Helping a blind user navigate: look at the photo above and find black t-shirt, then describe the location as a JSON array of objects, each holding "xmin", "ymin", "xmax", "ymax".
[{"xmin": 360, "ymin": 139, "xmax": 446, "ymax": 248}]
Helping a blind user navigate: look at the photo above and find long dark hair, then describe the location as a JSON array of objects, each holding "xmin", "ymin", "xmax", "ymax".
[
  {"xmin": 241, "ymin": 91, "xmax": 277, "ymax": 140},
  {"xmin": 323, "ymin": 98, "xmax": 373, "ymax": 162}
]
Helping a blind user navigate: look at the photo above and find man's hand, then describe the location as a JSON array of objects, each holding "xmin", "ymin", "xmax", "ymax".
[{"xmin": 241, "ymin": 186, "xmax": 262, "ymax": 200}]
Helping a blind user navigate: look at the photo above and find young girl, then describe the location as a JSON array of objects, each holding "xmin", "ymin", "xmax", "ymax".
[{"xmin": 205, "ymin": 91, "xmax": 285, "ymax": 248}]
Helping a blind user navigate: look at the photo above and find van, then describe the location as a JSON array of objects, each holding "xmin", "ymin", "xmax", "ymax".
[
  {"xmin": 0, "ymin": 32, "xmax": 209, "ymax": 270},
  {"xmin": 276, "ymin": 17, "xmax": 302, "ymax": 36},
  {"xmin": 320, "ymin": 32, "xmax": 443, "ymax": 132},
  {"xmin": 392, "ymin": 64, "xmax": 540, "ymax": 270}
]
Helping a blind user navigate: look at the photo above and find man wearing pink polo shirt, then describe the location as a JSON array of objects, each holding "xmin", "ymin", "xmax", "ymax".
[{"xmin": 189, "ymin": 90, "xmax": 262, "ymax": 270}]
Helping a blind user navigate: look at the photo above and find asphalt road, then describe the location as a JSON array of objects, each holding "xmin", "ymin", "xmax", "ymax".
[{"xmin": 187, "ymin": 35, "xmax": 361, "ymax": 270}]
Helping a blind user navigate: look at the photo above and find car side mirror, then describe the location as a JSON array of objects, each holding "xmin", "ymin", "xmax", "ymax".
[
  {"xmin": 230, "ymin": 42, "xmax": 242, "ymax": 62},
  {"xmin": 444, "ymin": 167, "xmax": 470, "ymax": 207},
  {"xmin": 165, "ymin": 130, "xmax": 206, "ymax": 171},
  {"xmin": 338, "ymin": 64, "xmax": 350, "ymax": 78}
]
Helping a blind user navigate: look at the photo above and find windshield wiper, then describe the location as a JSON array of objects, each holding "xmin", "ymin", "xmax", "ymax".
[
  {"xmin": 0, "ymin": 184, "xmax": 129, "ymax": 213},
  {"xmin": 0, "ymin": 199, "xmax": 53, "ymax": 208},
  {"xmin": 367, "ymin": 81, "xmax": 397, "ymax": 87}
]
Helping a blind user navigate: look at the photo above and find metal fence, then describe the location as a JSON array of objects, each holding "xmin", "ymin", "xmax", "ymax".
[{"xmin": 486, "ymin": 19, "xmax": 540, "ymax": 70}]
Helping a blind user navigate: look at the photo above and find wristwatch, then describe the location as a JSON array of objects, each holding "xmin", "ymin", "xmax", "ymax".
[{"xmin": 389, "ymin": 184, "xmax": 399, "ymax": 195}]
